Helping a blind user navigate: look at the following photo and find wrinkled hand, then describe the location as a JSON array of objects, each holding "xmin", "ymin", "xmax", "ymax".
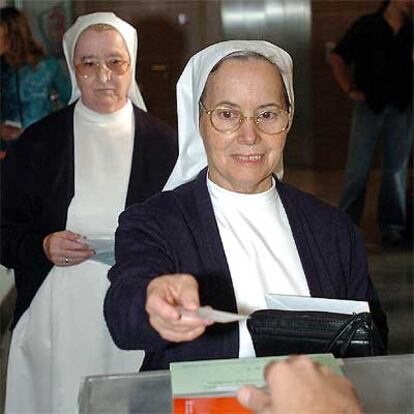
[
  {"xmin": 0, "ymin": 123, "xmax": 22, "ymax": 141},
  {"xmin": 236, "ymin": 355, "xmax": 362, "ymax": 414},
  {"xmin": 348, "ymin": 89, "xmax": 365, "ymax": 102},
  {"xmin": 43, "ymin": 230, "xmax": 95, "ymax": 267},
  {"xmin": 146, "ymin": 274, "xmax": 213, "ymax": 342}
]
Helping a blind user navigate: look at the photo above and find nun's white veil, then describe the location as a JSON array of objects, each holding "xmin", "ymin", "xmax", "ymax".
[
  {"xmin": 163, "ymin": 40, "xmax": 294, "ymax": 191},
  {"xmin": 63, "ymin": 12, "xmax": 146, "ymax": 111}
]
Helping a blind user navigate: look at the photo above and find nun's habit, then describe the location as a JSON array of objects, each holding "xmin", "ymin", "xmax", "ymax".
[
  {"xmin": 104, "ymin": 40, "xmax": 387, "ymax": 370},
  {"xmin": 4, "ymin": 13, "xmax": 176, "ymax": 413}
]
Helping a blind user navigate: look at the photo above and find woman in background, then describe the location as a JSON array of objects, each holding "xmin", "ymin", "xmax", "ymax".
[
  {"xmin": 2, "ymin": 12, "xmax": 177, "ymax": 413},
  {"xmin": 0, "ymin": 7, "xmax": 70, "ymax": 149}
]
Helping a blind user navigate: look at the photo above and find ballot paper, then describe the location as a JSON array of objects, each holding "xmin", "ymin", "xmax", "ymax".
[
  {"xmin": 83, "ymin": 236, "xmax": 115, "ymax": 266},
  {"xmin": 177, "ymin": 306, "xmax": 249, "ymax": 323},
  {"xmin": 265, "ymin": 293, "xmax": 369, "ymax": 314}
]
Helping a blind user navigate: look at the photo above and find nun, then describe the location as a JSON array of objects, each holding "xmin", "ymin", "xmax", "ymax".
[
  {"xmin": 104, "ymin": 40, "xmax": 387, "ymax": 369},
  {"xmin": 2, "ymin": 12, "xmax": 177, "ymax": 413}
]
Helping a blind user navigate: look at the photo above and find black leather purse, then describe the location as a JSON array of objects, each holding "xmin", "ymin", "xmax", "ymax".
[{"xmin": 247, "ymin": 309, "xmax": 386, "ymax": 358}]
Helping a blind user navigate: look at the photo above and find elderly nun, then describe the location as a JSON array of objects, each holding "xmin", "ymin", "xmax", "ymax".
[
  {"xmin": 2, "ymin": 12, "xmax": 177, "ymax": 413},
  {"xmin": 104, "ymin": 40, "xmax": 387, "ymax": 370}
]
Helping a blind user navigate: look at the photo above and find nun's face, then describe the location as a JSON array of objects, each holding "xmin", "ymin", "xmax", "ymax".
[
  {"xmin": 74, "ymin": 28, "xmax": 131, "ymax": 113},
  {"xmin": 199, "ymin": 58, "xmax": 288, "ymax": 194}
]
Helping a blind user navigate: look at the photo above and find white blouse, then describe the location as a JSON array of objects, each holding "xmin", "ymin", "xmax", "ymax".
[
  {"xmin": 207, "ymin": 175, "xmax": 310, "ymax": 358},
  {"xmin": 68, "ymin": 99, "xmax": 134, "ymax": 237}
]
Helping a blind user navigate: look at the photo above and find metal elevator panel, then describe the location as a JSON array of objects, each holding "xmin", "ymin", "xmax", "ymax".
[{"xmin": 220, "ymin": 0, "xmax": 313, "ymax": 167}]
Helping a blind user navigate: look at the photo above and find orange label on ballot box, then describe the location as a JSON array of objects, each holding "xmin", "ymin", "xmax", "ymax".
[{"xmin": 174, "ymin": 396, "xmax": 250, "ymax": 414}]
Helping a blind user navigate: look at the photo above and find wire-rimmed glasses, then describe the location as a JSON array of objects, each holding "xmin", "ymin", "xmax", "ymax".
[
  {"xmin": 75, "ymin": 58, "xmax": 130, "ymax": 79},
  {"xmin": 200, "ymin": 101, "xmax": 291, "ymax": 135}
]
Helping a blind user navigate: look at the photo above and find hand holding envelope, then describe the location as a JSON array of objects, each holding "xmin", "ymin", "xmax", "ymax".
[{"xmin": 80, "ymin": 235, "xmax": 115, "ymax": 266}]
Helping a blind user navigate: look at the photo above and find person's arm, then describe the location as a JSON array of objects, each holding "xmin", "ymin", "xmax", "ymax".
[
  {"xmin": 104, "ymin": 202, "xmax": 210, "ymax": 351},
  {"xmin": 329, "ymin": 53, "xmax": 354, "ymax": 94},
  {"xmin": 1, "ymin": 130, "xmax": 51, "ymax": 269},
  {"xmin": 329, "ymin": 16, "xmax": 367, "ymax": 102},
  {"xmin": 237, "ymin": 355, "xmax": 363, "ymax": 414},
  {"xmin": 329, "ymin": 53, "xmax": 364, "ymax": 101}
]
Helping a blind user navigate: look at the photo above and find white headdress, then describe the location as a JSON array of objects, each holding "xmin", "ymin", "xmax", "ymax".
[
  {"xmin": 163, "ymin": 40, "xmax": 294, "ymax": 191},
  {"xmin": 62, "ymin": 12, "xmax": 146, "ymax": 111}
]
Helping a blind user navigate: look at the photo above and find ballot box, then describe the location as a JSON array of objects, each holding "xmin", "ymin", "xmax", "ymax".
[{"xmin": 78, "ymin": 354, "xmax": 414, "ymax": 413}]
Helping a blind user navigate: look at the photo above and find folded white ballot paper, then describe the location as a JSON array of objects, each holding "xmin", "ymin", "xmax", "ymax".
[
  {"xmin": 178, "ymin": 306, "xmax": 250, "ymax": 323},
  {"xmin": 83, "ymin": 236, "xmax": 115, "ymax": 266},
  {"xmin": 265, "ymin": 293, "xmax": 369, "ymax": 314},
  {"xmin": 176, "ymin": 295, "xmax": 368, "ymax": 324}
]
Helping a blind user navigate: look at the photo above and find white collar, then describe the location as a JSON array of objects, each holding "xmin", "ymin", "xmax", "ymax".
[{"xmin": 207, "ymin": 174, "xmax": 278, "ymax": 207}]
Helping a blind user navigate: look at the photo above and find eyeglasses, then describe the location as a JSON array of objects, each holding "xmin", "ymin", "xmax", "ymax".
[
  {"xmin": 75, "ymin": 58, "xmax": 130, "ymax": 79},
  {"xmin": 200, "ymin": 101, "xmax": 291, "ymax": 135}
]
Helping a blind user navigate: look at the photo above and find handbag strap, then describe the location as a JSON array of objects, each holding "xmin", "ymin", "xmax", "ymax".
[{"xmin": 325, "ymin": 313, "xmax": 368, "ymax": 355}]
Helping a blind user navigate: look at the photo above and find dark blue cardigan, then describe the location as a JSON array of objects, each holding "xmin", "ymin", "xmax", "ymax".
[{"xmin": 104, "ymin": 168, "xmax": 387, "ymax": 370}]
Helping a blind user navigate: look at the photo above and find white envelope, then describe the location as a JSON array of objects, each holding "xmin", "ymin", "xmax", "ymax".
[
  {"xmin": 177, "ymin": 306, "xmax": 249, "ymax": 323},
  {"xmin": 83, "ymin": 235, "xmax": 115, "ymax": 266},
  {"xmin": 85, "ymin": 237, "xmax": 114, "ymax": 255},
  {"xmin": 265, "ymin": 293, "xmax": 369, "ymax": 315}
]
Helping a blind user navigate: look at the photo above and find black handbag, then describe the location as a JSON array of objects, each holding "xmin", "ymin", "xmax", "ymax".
[{"xmin": 247, "ymin": 309, "xmax": 386, "ymax": 358}]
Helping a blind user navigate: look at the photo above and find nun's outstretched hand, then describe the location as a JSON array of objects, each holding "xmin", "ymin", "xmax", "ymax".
[{"xmin": 145, "ymin": 273, "xmax": 213, "ymax": 342}]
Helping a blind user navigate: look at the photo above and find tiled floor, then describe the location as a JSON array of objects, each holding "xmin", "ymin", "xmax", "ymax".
[{"xmin": 0, "ymin": 168, "xmax": 412, "ymax": 412}]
